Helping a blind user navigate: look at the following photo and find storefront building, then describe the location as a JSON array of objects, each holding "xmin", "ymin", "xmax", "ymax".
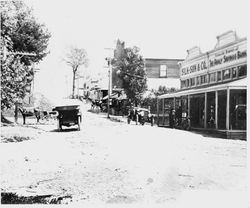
[{"xmin": 157, "ymin": 31, "xmax": 247, "ymax": 139}]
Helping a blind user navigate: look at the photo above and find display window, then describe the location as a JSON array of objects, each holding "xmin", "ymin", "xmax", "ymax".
[
  {"xmin": 229, "ymin": 89, "xmax": 246, "ymax": 130},
  {"xmin": 218, "ymin": 90, "xmax": 227, "ymax": 129}
]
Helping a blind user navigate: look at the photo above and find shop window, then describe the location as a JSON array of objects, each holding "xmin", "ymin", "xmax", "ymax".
[
  {"xmin": 238, "ymin": 65, "xmax": 247, "ymax": 77},
  {"xmin": 207, "ymin": 92, "xmax": 215, "ymax": 128},
  {"xmin": 190, "ymin": 78, "xmax": 195, "ymax": 86},
  {"xmin": 217, "ymin": 71, "xmax": 222, "ymax": 81},
  {"xmin": 190, "ymin": 93, "xmax": 205, "ymax": 128},
  {"xmin": 232, "ymin": 67, "xmax": 237, "ymax": 79},
  {"xmin": 196, "ymin": 76, "xmax": 200, "ymax": 85},
  {"xmin": 230, "ymin": 89, "xmax": 246, "ymax": 130},
  {"xmin": 209, "ymin": 73, "xmax": 216, "ymax": 83},
  {"xmin": 187, "ymin": 79, "xmax": 190, "ymax": 87},
  {"xmin": 222, "ymin": 69, "xmax": 231, "ymax": 80},
  {"xmin": 160, "ymin": 65, "xmax": 167, "ymax": 77},
  {"xmin": 218, "ymin": 90, "xmax": 227, "ymax": 129}
]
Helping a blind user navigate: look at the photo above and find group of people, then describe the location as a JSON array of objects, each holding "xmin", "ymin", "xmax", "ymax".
[{"xmin": 127, "ymin": 107, "xmax": 154, "ymax": 126}]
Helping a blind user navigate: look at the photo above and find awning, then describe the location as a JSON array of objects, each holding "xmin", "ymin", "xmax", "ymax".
[
  {"xmin": 102, "ymin": 93, "xmax": 127, "ymax": 100},
  {"xmin": 102, "ymin": 93, "xmax": 118, "ymax": 100},
  {"xmin": 158, "ymin": 78, "xmax": 247, "ymax": 99}
]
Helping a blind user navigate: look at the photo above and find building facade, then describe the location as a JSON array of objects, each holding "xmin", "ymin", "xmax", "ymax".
[
  {"xmin": 157, "ymin": 31, "xmax": 247, "ymax": 139},
  {"xmin": 145, "ymin": 58, "xmax": 183, "ymax": 91}
]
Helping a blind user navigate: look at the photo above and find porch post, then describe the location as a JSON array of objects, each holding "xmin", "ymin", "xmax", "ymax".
[
  {"xmin": 215, "ymin": 90, "xmax": 218, "ymax": 129},
  {"xmin": 162, "ymin": 98, "xmax": 165, "ymax": 126},
  {"xmin": 173, "ymin": 97, "xmax": 176, "ymax": 110},
  {"xmin": 226, "ymin": 87, "xmax": 230, "ymax": 130},
  {"xmin": 188, "ymin": 95, "xmax": 190, "ymax": 117},
  {"xmin": 204, "ymin": 92, "xmax": 207, "ymax": 128},
  {"xmin": 157, "ymin": 97, "xmax": 159, "ymax": 126}
]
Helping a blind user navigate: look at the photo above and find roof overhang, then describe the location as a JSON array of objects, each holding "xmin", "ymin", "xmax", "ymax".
[{"xmin": 158, "ymin": 78, "xmax": 247, "ymax": 99}]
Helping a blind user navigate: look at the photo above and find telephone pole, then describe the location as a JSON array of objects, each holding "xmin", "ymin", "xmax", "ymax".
[{"xmin": 104, "ymin": 48, "xmax": 114, "ymax": 118}]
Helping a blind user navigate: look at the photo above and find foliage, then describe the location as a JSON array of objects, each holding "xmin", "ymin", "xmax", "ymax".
[
  {"xmin": 1, "ymin": 56, "xmax": 33, "ymax": 109},
  {"xmin": 64, "ymin": 47, "xmax": 88, "ymax": 98},
  {"xmin": 156, "ymin": 85, "xmax": 177, "ymax": 95},
  {"xmin": 1, "ymin": 1, "xmax": 51, "ymax": 110},
  {"xmin": 32, "ymin": 93, "xmax": 53, "ymax": 111},
  {"xmin": 112, "ymin": 42, "xmax": 147, "ymax": 106},
  {"xmin": 141, "ymin": 87, "xmax": 178, "ymax": 113}
]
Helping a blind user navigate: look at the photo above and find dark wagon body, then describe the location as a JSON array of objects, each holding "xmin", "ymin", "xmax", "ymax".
[{"xmin": 53, "ymin": 104, "xmax": 82, "ymax": 131}]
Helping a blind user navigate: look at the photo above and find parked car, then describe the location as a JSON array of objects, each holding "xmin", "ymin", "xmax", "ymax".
[
  {"xmin": 53, "ymin": 99, "xmax": 82, "ymax": 131},
  {"xmin": 127, "ymin": 107, "xmax": 154, "ymax": 126}
]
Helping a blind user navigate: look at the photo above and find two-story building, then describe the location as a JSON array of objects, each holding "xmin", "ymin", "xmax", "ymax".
[
  {"xmin": 157, "ymin": 31, "xmax": 247, "ymax": 139},
  {"xmin": 144, "ymin": 58, "xmax": 183, "ymax": 91}
]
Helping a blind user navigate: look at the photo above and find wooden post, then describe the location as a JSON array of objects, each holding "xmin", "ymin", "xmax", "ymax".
[
  {"xmin": 162, "ymin": 98, "xmax": 165, "ymax": 126},
  {"xmin": 188, "ymin": 95, "xmax": 190, "ymax": 118},
  {"xmin": 204, "ymin": 92, "xmax": 207, "ymax": 128},
  {"xmin": 226, "ymin": 88, "xmax": 230, "ymax": 130},
  {"xmin": 215, "ymin": 91, "xmax": 218, "ymax": 129},
  {"xmin": 157, "ymin": 97, "xmax": 159, "ymax": 126},
  {"xmin": 173, "ymin": 97, "xmax": 176, "ymax": 110}
]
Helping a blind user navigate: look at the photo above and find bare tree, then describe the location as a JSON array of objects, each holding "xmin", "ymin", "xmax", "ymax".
[{"xmin": 64, "ymin": 47, "xmax": 88, "ymax": 98}]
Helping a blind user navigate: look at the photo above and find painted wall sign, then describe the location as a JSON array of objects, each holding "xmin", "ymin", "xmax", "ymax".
[
  {"xmin": 209, "ymin": 49, "xmax": 247, "ymax": 68},
  {"xmin": 181, "ymin": 60, "xmax": 208, "ymax": 76},
  {"xmin": 181, "ymin": 46, "xmax": 247, "ymax": 77}
]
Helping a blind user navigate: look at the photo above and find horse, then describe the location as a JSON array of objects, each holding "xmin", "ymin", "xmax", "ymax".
[{"xmin": 19, "ymin": 107, "xmax": 42, "ymax": 124}]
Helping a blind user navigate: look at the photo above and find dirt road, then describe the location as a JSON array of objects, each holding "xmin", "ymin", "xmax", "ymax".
[{"xmin": 0, "ymin": 105, "xmax": 247, "ymax": 206}]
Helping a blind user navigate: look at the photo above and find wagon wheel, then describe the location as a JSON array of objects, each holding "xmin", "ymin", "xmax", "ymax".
[{"xmin": 77, "ymin": 116, "xmax": 81, "ymax": 131}]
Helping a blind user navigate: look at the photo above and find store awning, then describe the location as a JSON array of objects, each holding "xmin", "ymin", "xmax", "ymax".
[
  {"xmin": 102, "ymin": 93, "xmax": 118, "ymax": 100},
  {"xmin": 158, "ymin": 78, "xmax": 247, "ymax": 99}
]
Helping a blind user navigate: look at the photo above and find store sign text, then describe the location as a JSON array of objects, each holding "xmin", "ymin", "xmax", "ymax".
[
  {"xmin": 181, "ymin": 50, "xmax": 247, "ymax": 76},
  {"xmin": 209, "ymin": 50, "xmax": 247, "ymax": 67},
  {"xmin": 181, "ymin": 61, "xmax": 207, "ymax": 76}
]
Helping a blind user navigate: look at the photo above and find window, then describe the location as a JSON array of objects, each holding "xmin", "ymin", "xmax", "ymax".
[
  {"xmin": 232, "ymin": 67, "xmax": 237, "ymax": 78},
  {"xmin": 217, "ymin": 71, "xmax": 222, "ymax": 81},
  {"xmin": 181, "ymin": 80, "xmax": 186, "ymax": 88},
  {"xmin": 187, "ymin": 79, "xmax": 190, "ymax": 87},
  {"xmin": 160, "ymin": 65, "xmax": 167, "ymax": 77},
  {"xmin": 238, "ymin": 65, "xmax": 247, "ymax": 77},
  {"xmin": 190, "ymin": 78, "xmax": 195, "ymax": 86},
  {"xmin": 222, "ymin": 69, "xmax": 231, "ymax": 80},
  {"xmin": 196, "ymin": 76, "xmax": 200, "ymax": 85},
  {"xmin": 200, "ymin": 75, "xmax": 207, "ymax": 84},
  {"xmin": 209, "ymin": 73, "xmax": 216, "ymax": 83}
]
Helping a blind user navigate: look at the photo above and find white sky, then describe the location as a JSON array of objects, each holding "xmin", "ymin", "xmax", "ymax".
[{"xmin": 24, "ymin": 0, "xmax": 248, "ymax": 101}]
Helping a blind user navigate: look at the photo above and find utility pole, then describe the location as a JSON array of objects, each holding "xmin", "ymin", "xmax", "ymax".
[{"xmin": 104, "ymin": 48, "xmax": 114, "ymax": 119}]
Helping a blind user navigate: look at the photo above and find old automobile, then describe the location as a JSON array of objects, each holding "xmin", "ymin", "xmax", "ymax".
[
  {"xmin": 127, "ymin": 107, "xmax": 154, "ymax": 126},
  {"xmin": 53, "ymin": 99, "xmax": 82, "ymax": 131}
]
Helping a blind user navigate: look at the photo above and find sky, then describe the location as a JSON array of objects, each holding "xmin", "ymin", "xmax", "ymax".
[{"xmin": 24, "ymin": 0, "xmax": 248, "ymax": 101}]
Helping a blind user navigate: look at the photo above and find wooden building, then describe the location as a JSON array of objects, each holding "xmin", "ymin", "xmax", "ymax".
[
  {"xmin": 157, "ymin": 31, "xmax": 247, "ymax": 139},
  {"xmin": 145, "ymin": 58, "xmax": 183, "ymax": 90}
]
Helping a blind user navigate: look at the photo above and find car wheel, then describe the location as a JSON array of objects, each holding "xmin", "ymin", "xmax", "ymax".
[
  {"xmin": 57, "ymin": 119, "xmax": 62, "ymax": 131},
  {"xmin": 77, "ymin": 116, "xmax": 81, "ymax": 131}
]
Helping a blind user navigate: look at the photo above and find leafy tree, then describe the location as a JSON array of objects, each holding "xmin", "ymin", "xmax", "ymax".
[
  {"xmin": 156, "ymin": 85, "xmax": 177, "ymax": 95},
  {"xmin": 64, "ymin": 47, "xmax": 88, "ymax": 98},
  {"xmin": 112, "ymin": 43, "xmax": 147, "ymax": 106},
  {"xmin": 1, "ymin": 1, "xmax": 51, "ymax": 111}
]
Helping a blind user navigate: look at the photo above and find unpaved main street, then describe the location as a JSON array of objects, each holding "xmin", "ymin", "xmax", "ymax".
[{"xmin": 0, "ymin": 104, "xmax": 247, "ymax": 206}]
